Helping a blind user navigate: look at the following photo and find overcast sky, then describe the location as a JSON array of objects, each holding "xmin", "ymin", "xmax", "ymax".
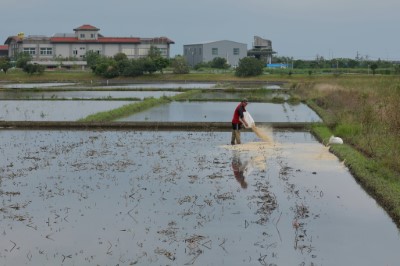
[{"xmin": 2, "ymin": 0, "xmax": 399, "ymax": 60}]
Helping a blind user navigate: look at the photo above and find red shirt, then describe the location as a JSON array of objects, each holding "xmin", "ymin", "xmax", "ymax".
[{"xmin": 232, "ymin": 103, "xmax": 246, "ymax": 124}]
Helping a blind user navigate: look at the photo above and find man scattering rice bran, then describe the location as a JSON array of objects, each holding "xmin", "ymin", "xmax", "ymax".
[{"xmin": 231, "ymin": 98, "xmax": 249, "ymax": 145}]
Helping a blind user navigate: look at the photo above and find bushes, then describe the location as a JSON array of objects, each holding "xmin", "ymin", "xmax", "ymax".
[
  {"xmin": 23, "ymin": 63, "xmax": 45, "ymax": 75},
  {"xmin": 171, "ymin": 56, "xmax": 189, "ymax": 74},
  {"xmin": 0, "ymin": 57, "xmax": 12, "ymax": 73},
  {"xmin": 235, "ymin": 57, "xmax": 264, "ymax": 77},
  {"xmin": 87, "ymin": 46, "xmax": 172, "ymax": 78}
]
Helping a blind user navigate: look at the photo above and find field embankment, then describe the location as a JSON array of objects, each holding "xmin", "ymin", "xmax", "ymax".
[{"xmin": 291, "ymin": 75, "xmax": 400, "ymax": 226}]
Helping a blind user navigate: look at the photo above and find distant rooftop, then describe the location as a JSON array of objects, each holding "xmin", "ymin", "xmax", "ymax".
[{"xmin": 53, "ymin": 33, "xmax": 76, "ymax": 38}]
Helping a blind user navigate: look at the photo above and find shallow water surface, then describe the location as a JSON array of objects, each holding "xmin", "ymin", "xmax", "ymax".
[
  {"xmin": 93, "ymin": 83, "xmax": 216, "ymax": 89},
  {"xmin": 190, "ymin": 91, "xmax": 290, "ymax": 101},
  {"xmin": 117, "ymin": 101, "xmax": 321, "ymax": 122},
  {"xmin": 0, "ymin": 83, "xmax": 75, "ymax": 89},
  {"xmin": 0, "ymin": 100, "xmax": 132, "ymax": 121},
  {"xmin": 0, "ymin": 130, "xmax": 399, "ymax": 265},
  {"xmin": 0, "ymin": 90, "xmax": 181, "ymax": 100}
]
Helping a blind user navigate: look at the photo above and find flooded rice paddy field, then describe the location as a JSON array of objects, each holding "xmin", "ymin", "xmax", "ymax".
[
  {"xmin": 0, "ymin": 90, "xmax": 182, "ymax": 100},
  {"xmin": 0, "ymin": 100, "xmax": 132, "ymax": 121},
  {"xmin": 117, "ymin": 102, "xmax": 321, "ymax": 123},
  {"xmin": 1, "ymin": 100, "xmax": 320, "ymax": 123},
  {"xmin": 1, "ymin": 130, "xmax": 400, "ymax": 266},
  {"xmin": 188, "ymin": 91, "xmax": 290, "ymax": 101},
  {"xmin": 0, "ymin": 83, "xmax": 76, "ymax": 89},
  {"xmin": 0, "ymin": 82, "xmax": 281, "ymax": 90},
  {"xmin": 90, "ymin": 83, "xmax": 217, "ymax": 90}
]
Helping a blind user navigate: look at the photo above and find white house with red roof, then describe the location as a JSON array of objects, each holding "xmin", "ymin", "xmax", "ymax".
[
  {"xmin": 0, "ymin": 45, "xmax": 8, "ymax": 57},
  {"xmin": 4, "ymin": 24, "xmax": 174, "ymax": 68}
]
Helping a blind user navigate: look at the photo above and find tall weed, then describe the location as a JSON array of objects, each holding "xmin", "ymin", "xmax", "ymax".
[{"xmin": 295, "ymin": 75, "xmax": 400, "ymax": 173}]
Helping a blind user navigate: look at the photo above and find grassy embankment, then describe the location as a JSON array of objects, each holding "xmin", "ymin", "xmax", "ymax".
[
  {"xmin": 77, "ymin": 90, "xmax": 201, "ymax": 122},
  {"xmin": 290, "ymin": 75, "xmax": 400, "ymax": 226}
]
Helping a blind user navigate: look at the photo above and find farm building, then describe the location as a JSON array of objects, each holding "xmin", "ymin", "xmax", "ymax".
[
  {"xmin": 183, "ymin": 40, "xmax": 247, "ymax": 68},
  {"xmin": 3, "ymin": 25, "xmax": 174, "ymax": 68}
]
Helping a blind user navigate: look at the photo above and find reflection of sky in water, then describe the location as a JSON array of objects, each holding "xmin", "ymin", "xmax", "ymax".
[
  {"xmin": 0, "ymin": 100, "xmax": 132, "ymax": 121},
  {"xmin": 0, "ymin": 90, "xmax": 181, "ymax": 99},
  {"xmin": 92, "ymin": 83, "xmax": 216, "ymax": 89},
  {"xmin": 191, "ymin": 91, "xmax": 290, "ymax": 100},
  {"xmin": 0, "ymin": 83, "xmax": 281, "ymax": 90},
  {"xmin": 1, "ymin": 83, "xmax": 75, "ymax": 88},
  {"xmin": 117, "ymin": 101, "xmax": 322, "ymax": 122},
  {"xmin": 0, "ymin": 130, "xmax": 399, "ymax": 265}
]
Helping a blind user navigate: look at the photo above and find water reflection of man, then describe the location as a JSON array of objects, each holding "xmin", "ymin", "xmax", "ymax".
[{"xmin": 231, "ymin": 151, "xmax": 248, "ymax": 189}]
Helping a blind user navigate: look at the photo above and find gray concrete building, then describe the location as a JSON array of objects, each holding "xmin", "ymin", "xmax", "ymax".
[
  {"xmin": 4, "ymin": 25, "xmax": 174, "ymax": 68},
  {"xmin": 247, "ymin": 36, "xmax": 275, "ymax": 64},
  {"xmin": 183, "ymin": 40, "xmax": 247, "ymax": 67}
]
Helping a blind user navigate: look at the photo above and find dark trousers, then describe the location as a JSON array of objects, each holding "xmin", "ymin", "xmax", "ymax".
[{"xmin": 231, "ymin": 123, "xmax": 242, "ymax": 144}]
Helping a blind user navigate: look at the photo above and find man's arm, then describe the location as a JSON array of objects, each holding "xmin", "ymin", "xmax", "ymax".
[{"xmin": 239, "ymin": 115, "xmax": 248, "ymax": 128}]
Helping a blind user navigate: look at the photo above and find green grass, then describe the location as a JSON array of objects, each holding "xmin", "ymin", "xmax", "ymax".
[
  {"xmin": 78, "ymin": 97, "xmax": 170, "ymax": 122},
  {"xmin": 301, "ymin": 75, "xmax": 400, "ymax": 227},
  {"xmin": 78, "ymin": 90, "xmax": 201, "ymax": 122},
  {"xmin": 0, "ymin": 68, "xmax": 98, "ymax": 82},
  {"xmin": 312, "ymin": 125, "xmax": 400, "ymax": 225}
]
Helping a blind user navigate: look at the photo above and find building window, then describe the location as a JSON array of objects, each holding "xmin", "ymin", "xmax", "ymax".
[
  {"xmin": 212, "ymin": 48, "xmax": 218, "ymax": 55},
  {"xmin": 73, "ymin": 50, "xmax": 78, "ymax": 55},
  {"xmin": 138, "ymin": 48, "xmax": 148, "ymax": 56},
  {"xmin": 159, "ymin": 48, "xmax": 167, "ymax": 56},
  {"xmin": 40, "ymin": 47, "xmax": 52, "ymax": 55},
  {"xmin": 23, "ymin": 47, "xmax": 36, "ymax": 55},
  {"xmin": 233, "ymin": 48, "xmax": 240, "ymax": 55},
  {"xmin": 122, "ymin": 48, "xmax": 135, "ymax": 56},
  {"xmin": 80, "ymin": 34, "xmax": 85, "ymax": 38},
  {"xmin": 90, "ymin": 34, "xmax": 95, "ymax": 38}
]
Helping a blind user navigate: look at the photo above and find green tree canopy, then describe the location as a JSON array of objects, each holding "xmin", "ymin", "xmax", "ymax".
[
  {"xmin": 0, "ymin": 57, "xmax": 12, "ymax": 74},
  {"xmin": 210, "ymin": 57, "xmax": 230, "ymax": 69},
  {"xmin": 15, "ymin": 52, "xmax": 31, "ymax": 69},
  {"xmin": 235, "ymin": 57, "xmax": 264, "ymax": 77},
  {"xmin": 85, "ymin": 51, "xmax": 102, "ymax": 71},
  {"xmin": 114, "ymin": 52, "xmax": 128, "ymax": 62},
  {"xmin": 370, "ymin": 63, "xmax": 378, "ymax": 75},
  {"xmin": 147, "ymin": 46, "xmax": 162, "ymax": 60},
  {"xmin": 171, "ymin": 56, "xmax": 190, "ymax": 74}
]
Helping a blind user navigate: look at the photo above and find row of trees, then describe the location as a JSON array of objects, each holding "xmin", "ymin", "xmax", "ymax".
[
  {"xmin": 3, "ymin": 47, "xmax": 398, "ymax": 77},
  {"xmin": 86, "ymin": 46, "xmax": 192, "ymax": 78},
  {"xmin": 0, "ymin": 57, "xmax": 11, "ymax": 73},
  {"xmin": 273, "ymin": 55, "xmax": 396, "ymax": 69},
  {"xmin": 87, "ymin": 49, "xmax": 264, "ymax": 78},
  {"xmin": 0, "ymin": 52, "xmax": 45, "ymax": 74},
  {"xmin": 0, "ymin": 50, "xmax": 264, "ymax": 77}
]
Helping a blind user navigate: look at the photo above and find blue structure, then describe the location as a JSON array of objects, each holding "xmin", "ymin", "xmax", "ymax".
[{"xmin": 267, "ymin": 63, "xmax": 288, "ymax": 69}]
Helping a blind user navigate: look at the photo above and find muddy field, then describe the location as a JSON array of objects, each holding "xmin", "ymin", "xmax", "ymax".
[
  {"xmin": 0, "ymin": 100, "xmax": 132, "ymax": 121},
  {"xmin": 1, "ymin": 129, "xmax": 400, "ymax": 266}
]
